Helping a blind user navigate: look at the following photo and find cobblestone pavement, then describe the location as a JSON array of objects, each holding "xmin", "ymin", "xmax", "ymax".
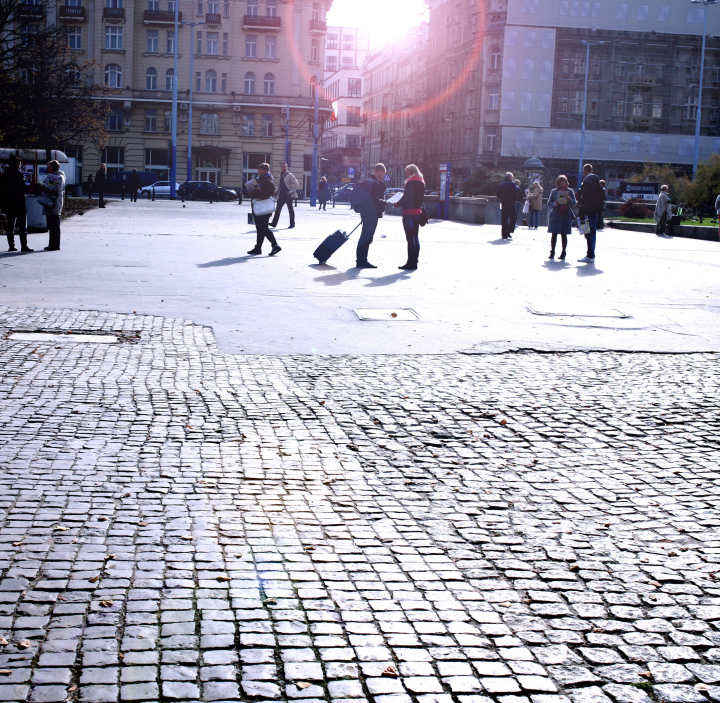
[{"xmin": 1, "ymin": 306, "xmax": 719, "ymax": 703}]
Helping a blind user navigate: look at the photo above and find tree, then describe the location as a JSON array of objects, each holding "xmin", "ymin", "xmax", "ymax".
[
  {"xmin": 464, "ymin": 167, "xmax": 511, "ymax": 196},
  {"xmin": 685, "ymin": 153, "xmax": 720, "ymax": 212},
  {"xmin": 629, "ymin": 161, "xmax": 690, "ymax": 203}
]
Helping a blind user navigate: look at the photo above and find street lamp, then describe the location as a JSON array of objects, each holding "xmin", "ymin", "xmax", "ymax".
[
  {"xmin": 577, "ymin": 39, "xmax": 604, "ymax": 189},
  {"xmin": 169, "ymin": 0, "xmax": 180, "ymax": 198},
  {"xmin": 691, "ymin": 0, "xmax": 717, "ymax": 178},
  {"xmin": 182, "ymin": 20, "xmax": 204, "ymax": 182}
]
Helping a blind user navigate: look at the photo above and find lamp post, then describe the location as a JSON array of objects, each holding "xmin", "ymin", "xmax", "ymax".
[
  {"xmin": 577, "ymin": 39, "xmax": 604, "ymax": 189},
  {"xmin": 183, "ymin": 20, "xmax": 204, "ymax": 182},
  {"xmin": 169, "ymin": 0, "xmax": 179, "ymax": 198},
  {"xmin": 691, "ymin": 0, "xmax": 717, "ymax": 178},
  {"xmin": 310, "ymin": 70, "xmax": 320, "ymax": 208}
]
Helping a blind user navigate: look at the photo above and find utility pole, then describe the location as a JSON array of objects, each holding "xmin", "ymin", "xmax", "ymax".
[
  {"xmin": 186, "ymin": 21, "xmax": 204, "ymax": 182},
  {"xmin": 577, "ymin": 39, "xmax": 604, "ymax": 189},
  {"xmin": 284, "ymin": 102, "xmax": 290, "ymax": 164},
  {"xmin": 169, "ymin": 0, "xmax": 179, "ymax": 198},
  {"xmin": 310, "ymin": 71, "xmax": 319, "ymax": 208},
  {"xmin": 691, "ymin": 0, "xmax": 716, "ymax": 178}
]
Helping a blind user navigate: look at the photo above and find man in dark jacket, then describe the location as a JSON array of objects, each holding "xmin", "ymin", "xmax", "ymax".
[
  {"xmin": 576, "ymin": 163, "xmax": 605, "ymax": 263},
  {"xmin": 0, "ymin": 155, "xmax": 32, "ymax": 252},
  {"xmin": 353, "ymin": 163, "xmax": 386, "ymax": 268},
  {"xmin": 496, "ymin": 172, "xmax": 521, "ymax": 239},
  {"xmin": 129, "ymin": 169, "xmax": 142, "ymax": 202},
  {"xmin": 96, "ymin": 164, "xmax": 107, "ymax": 208}
]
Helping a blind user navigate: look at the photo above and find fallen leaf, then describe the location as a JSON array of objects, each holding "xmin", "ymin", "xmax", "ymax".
[
  {"xmin": 382, "ymin": 665, "xmax": 398, "ymax": 678},
  {"xmin": 67, "ymin": 684, "xmax": 77, "ymax": 692},
  {"xmin": 0, "ymin": 669, "xmax": 11, "ymax": 675},
  {"xmin": 568, "ymin": 564, "xmax": 580, "ymax": 572},
  {"xmin": 97, "ymin": 516, "xmax": 108, "ymax": 522},
  {"xmin": 182, "ymin": 535, "xmax": 193, "ymax": 540},
  {"xmin": 263, "ymin": 599, "xmax": 277, "ymax": 605},
  {"xmin": 88, "ymin": 575, "xmax": 99, "ymax": 583},
  {"xmin": 12, "ymin": 542, "xmax": 22, "ymax": 547},
  {"xmin": 54, "ymin": 526, "xmax": 69, "ymax": 531},
  {"xmin": 695, "ymin": 684, "xmax": 709, "ymax": 692},
  {"xmin": 390, "ymin": 313, "xmax": 398, "ymax": 318},
  {"xmin": 0, "ymin": 638, "xmax": 7, "ymax": 645},
  {"xmin": 304, "ymin": 546, "xmax": 315, "ymax": 551},
  {"xmin": 138, "ymin": 521, "xmax": 148, "ymax": 527},
  {"xmin": 119, "ymin": 653, "xmax": 125, "ymax": 659},
  {"xmin": 639, "ymin": 671, "xmax": 652, "ymax": 679},
  {"xmin": 499, "ymin": 419, "xmax": 507, "ymax": 425},
  {"xmin": 216, "ymin": 576, "xmax": 231, "ymax": 582},
  {"xmin": 16, "ymin": 640, "xmax": 31, "ymax": 649},
  {"xmin": 100, "ymin": 600, "xmax": 113, "ymax": 607},
  {"xmin": 296, "ymin": 682, "xmax": 311, "ymax": 690},
  {"xmin": 105, "ymin": 554, "xmax": 115, "ymax": 560}
]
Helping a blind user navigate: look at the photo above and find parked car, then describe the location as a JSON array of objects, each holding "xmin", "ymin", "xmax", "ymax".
[
  {"xmin": 384, "ymin": 187, "xmax": 404, "ymax": 201},
  {"xmin": 141, "ymin": 181, "xmax": 181, "ymax": 198},
  {"xmin": 179, "ymin": 181, "xmax": 239, "ymax": 202},
  {"xmin": 106, "ymin": 171, "xmax": 159, "ymax": 194},
  {"xmin": 333, "ymin": 183, "xmax": 358, "ymax": 202}
]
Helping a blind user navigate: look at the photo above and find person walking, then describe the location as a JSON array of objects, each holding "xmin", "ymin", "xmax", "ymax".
[
  {"xmin": 96, "ymin": 163, "xmax": 107, "ymax": 208},
  {"xmin": 86, "ymin": 173, "xmax": 93, "ymax": 200},
  {"xmin": 654, "ymin": 185, "xmax": 672, "ymax": 237},
  {"xmin": 598, "ymin": 179, "xmax": 607, "ymax": 230},
  {"xmin": 576, "ymin": 163, "xmax": 605, "ymax": 263},
  {"xmin": 318, "ymin": 177, "xmax": 330, "ymax": 210},
  {"xmin": 497, "ymin": 172, "xmax": 520, "ymax": 239},
  {"xmin": 269, "ymin": 162, "xmax": 298, "ymax": 229},
  {"xmin": 546, "ymin": 175, "xmax": 576, "ymax": 260},
  {"xmin": 393, "ymin": 164, "xmax": 425, "ymax": 270},
  {"xmin": 0, "ymin": 154, "xmax": 32, "ymax": 252},
  {"xmin": 527, "ymin": 181, "xmax": 544, "ymax": 229},
  {"xmin": 129, "ymin": 169, "xmax": 141, "ymax": 202},
  {"xmin": 39, "ymin": 159, "xmax": 65, "ymax": 251},
  {"xmin": 247, "ymin": 163, "xmax": 281, "ymax": 256},
  {"xmin": 352, "ymin": 163, "xmax": 386, "ymax": 268}
]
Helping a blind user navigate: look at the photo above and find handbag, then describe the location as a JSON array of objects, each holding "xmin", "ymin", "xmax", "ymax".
[
  {"xmin": 38, "ymin": 193, "xmax": 55, "ymax": 208},
  {"xmin": 252, "ymin": 198, "xmax": 275, "ymax": 216},
  {"xmin": 419, "ymin": 206, "xmax": 429, "ymax": 227},
  {"xmin": 522, "ymin": 200, "xmax": 530, "ymax": 214}
]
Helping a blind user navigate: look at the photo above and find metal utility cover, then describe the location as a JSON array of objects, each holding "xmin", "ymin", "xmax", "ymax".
[
  {"xmin": 9, "ymin": 333, "xmax": 118, "ymax": 344},
  {"xmin": 354, "ymin": 309, "xmax": 419, "ymax": 321}
]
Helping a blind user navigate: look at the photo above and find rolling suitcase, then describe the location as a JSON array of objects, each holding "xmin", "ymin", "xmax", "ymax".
[{"xmin": 313, "ymin": 222, "xmax": 361, "ymax": 264}]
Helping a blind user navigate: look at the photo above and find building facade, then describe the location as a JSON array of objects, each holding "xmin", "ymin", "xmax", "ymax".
[{"xmin": 36, "ymin": 0, "xmax": 333, "ymax": 191}]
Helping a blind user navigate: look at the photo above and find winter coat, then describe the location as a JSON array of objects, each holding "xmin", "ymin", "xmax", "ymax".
[
  {"xmin": 357, "ymin": 174, "xmax": 386, "ymax": 217},
  {"xmin": 654, "ymin": 192, "xmax": 672, "ymax": 223},
  {"xmin": 577, "ymin": 173, "xmax": 605, "ymax": 217},
  {"xmin": 396, "ymin": 176, "xmax": 425, "ymax": 215},
  {"xmin": 496, "ymin": 180, "xmax": 521, "ymax": 207},
  {"xmin": 276, "ymin": 170, "xmax": 299, "ymax": 197},
  {"xmin": 250, "ymin": 172, "xmax": 275, "ymax": 201},
  {"xmin": 318, "ymin": 181, "xmax": 330, "ymax": 202},
  {"xmin": 95, "ymin": 168, "xmax": 106, "ymax": 190},
  {"xmin": 527, "ymin": 185, "xmax": 544, "ymax": 211},
  {"xmin": 547, "ymin": 187, "xmax": 576, "ymax": 229},
  {"xmin": 129, "ymin": 172, "xmax": 142, "ymax": 192},
  {"xmin": 42, "ymin": 170, "xmax": 66, "ymax": 216},
  {"xmin": 715, "ymin": 194, "xmax": 720, "ymax": 215},
  {"xmin": 0, "ymin": 164, "xmax": 27, "ymax": 214}
]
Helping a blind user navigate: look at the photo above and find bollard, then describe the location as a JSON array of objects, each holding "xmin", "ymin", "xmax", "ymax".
[
  {"xmin": 152, "ymin": 186, "xmax": 155, "ymax": 202},
  {"xmin": 209, "ymin": 189, "xmax": 214, "ymax": 204},
  {"xmin": 121, "ymin": 184, "xmax": 125, "ymax": 201},
  {"xmin": 181, "ymin": 191, "xmax": 184, "ymax": 203}
]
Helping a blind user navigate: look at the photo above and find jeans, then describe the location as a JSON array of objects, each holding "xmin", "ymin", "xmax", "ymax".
[
  {"xmin": 356, "ymin": 199, "xmax": 378, "ymax": 264},
  {"xmin": 254, "ymin": 214, "xmax": 277, "ymax": 249},
  {"xmin": 584, "ymin": 214, "xmax": 598, "ymax": 258},
  {"xmin": 514, "ymin": 201, "xmax": 522, "ymax": 228},
  {"xmin": 47, "ymin": 215, "xmax": 61, "ymax": 249},
  {"xmin": 529, "ymin": 209, "xmax": 540, "ymax": 228},
  {"xmin": 402, "ymin": 215, "xmax": 421, "ymax": 266},
  {"xmin": 271, "ymin": 192, "xmax": 294, "ymax": 227},
  {"xmin": 501, "ymin": 204, "xmax": 517, "ymax": 238}
]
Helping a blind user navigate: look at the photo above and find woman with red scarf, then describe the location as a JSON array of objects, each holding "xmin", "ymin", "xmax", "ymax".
[{"xmin": 394, "ymin": 164, "xmax": 425, "ymax": 270}]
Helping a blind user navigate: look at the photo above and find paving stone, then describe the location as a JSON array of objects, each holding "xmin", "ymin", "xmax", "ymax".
[
  {"xmin": 602, "ymin": 684, "xmax": 654, "ymax": 703},
  {"xmin": 653, "ymin": 685, "xmax": 709, "ymax": 703}
]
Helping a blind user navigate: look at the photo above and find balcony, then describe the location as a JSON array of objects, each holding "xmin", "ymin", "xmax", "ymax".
[
  {"xmin": 242, "ymin": 14, "xmax": 281, "ymax": 30},
  {"xmin": 17, "ymin": 2, "xmax": 44, "ymax": 17},
  {"xmin": 59, "ymin": 5, "xmax": 85, "ymax": 21},
  {"xmin": 103, "ymin": 7, "xmax": 125, "ymax": 19},
  {"xmin": 309, "ymin": 18, "xmax": 326, "ymax": 33},
  {"xmin": 144, "ymin": 9, "xmax": 182, "ymax": 23},
  {"xmin": 205, "ymin": 12, "xmax": 221, "ymax": 25}
]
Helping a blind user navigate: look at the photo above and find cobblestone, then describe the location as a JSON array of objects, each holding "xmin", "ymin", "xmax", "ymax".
[{"xmin": 0, "ymin": 306, "xmax": 719, "ymax": 703}]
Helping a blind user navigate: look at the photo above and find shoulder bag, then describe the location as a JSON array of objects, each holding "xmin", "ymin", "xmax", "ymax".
[{"xmin": 252, "ymin": 198, "xmax": 275, "ymax": 216}]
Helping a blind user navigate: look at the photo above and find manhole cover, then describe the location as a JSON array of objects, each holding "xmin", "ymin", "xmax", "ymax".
[
  {"xmin": 9, "ymin": 333, "xmax": 118, "ymax": 344},
  {"xmin": 354, "ymin": 309, "xmax": 419, "ymax": 321}
]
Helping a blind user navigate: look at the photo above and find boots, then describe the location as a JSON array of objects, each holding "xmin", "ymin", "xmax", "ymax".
[
  {"xmin": 7, "ymin": 234, "xmax": 17, "ymax": 252},
  {"xmin": 20, "ymin": 234, "xmax": 33, "ymax": 252}
]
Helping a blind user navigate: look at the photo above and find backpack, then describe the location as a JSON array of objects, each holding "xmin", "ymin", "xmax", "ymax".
[
  {"xmin": 348, "ymin": 182, "xmax": 370, "ymax": 212},
  {"xmin": 580, "ymin": 177, "xmax": 605, "ymax": 214}
]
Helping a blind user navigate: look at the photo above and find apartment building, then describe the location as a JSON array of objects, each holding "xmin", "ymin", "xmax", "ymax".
[
  {"xmin": 28, "ymin": 0, "xmax": 333, "ymax": 190},
  {"xmin": 320, "ymin": 27, "xmax": 369, "ymax": 182}
]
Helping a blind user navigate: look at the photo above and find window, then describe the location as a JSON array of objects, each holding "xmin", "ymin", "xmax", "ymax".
[
  {"xmin": 148, "ymin": 0, "xmax": 159, "ymax": 8},
  {"xmin": 145, "ymin": 109, "xmax": 157, "ymax": 132},
  {"xmin": 347, "ymin": 106, "xmax": 361, "ymax": 126},
  {"xmin": 490, "ymin": 48, "xmax": 501, "ymax": 70},
  {"xmin": 327, "ymin": 33, "xmax": 338, "ymax": 49},
  {"xmin": 520, "ymin": 92, "xmax": 532, "ymax": 111},
  {"xmin": 103, "ymin": 146, "xmax": 125, "ymax": 171},
  {"xmin": 265, "ymin": 36, "xmax": 276, "ymax": 58},
  {"xmin": 224, "ymin": 0, "xmax": 229, "ymax": 15},
  {"xmin": 687, "ymin": 7, "xmax": 704, "ymax": 23},
  {"xmin": 262, "ymin": 114, "xmax": 274, "ymax": 137},
  {"xmin": 201, "ymin": 112, "xmax": 219, "ymax": 134},
  {"xmin": 246, "ymin": 35, "xmax": 257, "ymax": 57},
  {"xmin": 311, "ymin": 38, "xmax": 319, "ymax": 62},
  {"xmin": 166, "ymin": 30, "xmax": 175, "ymax": 53},
  {"xmin": 105, "ymin": 26, "xmax": 122, "ymax": 50},
  {"xmin": 222, "ymin": 33, "xmax": 228, "ymax": 54},
  {"xmin": 521, "ymin": 0, "xmax": 538, "ymax": 12},
  {"xmin": 485, "ymin": 126, "xmax": 497, "ymax": 152},
  {"xmin": 206, "ymin": 69, "xmax": 217, "ymax": 92},
  {"xmin": 146, "ymin": 67, "xmax": 158, "ymax": 89},
  {"xmin": 168, "ymin": 0, "xmax": 175, "ymax": 10},
  {"xmin": 104, "ymin": 63, "xmax": 122, "ymax": 87},
  {"xmin": 342, "ymin": 56, "xmax": 353, "ymax": 68},
  {"xmin": 147, "ymin": 30, "xmax": 159, "ymax": 53},
  {"xmin": 342, "ymin": 34, "xmax": 354, "ymax": 50},
  {"xmin": 487, "ymin": 86, "xmax": 499, "ymax": 110},
  {"xmin": 247, "ymin": 0, "xmax": 257, "ymax": 16},
  {"xmin": 617, "ymin": 3, "xmax": 627, "ymax": 20},
  {"xmin": 197, "ymin": 0, "xmax": 202, "ymax": 15},
  {"xmin": 637, "ymin": 4, "xmax": 648, "ymax": 21},
  {"xmin": 66, "ymin": 0, "xmax": 81, "ymax": 6},
  {"xmin": 164, "ymin": 109, "xmax": 172, "ymax": 131},
  {"xmin": 652, "ymin": 98, "xmax": 662, "ymax": 119},
  {"xmin": 266, "ymin": 0, "xmax": 277, "ymax": 16},
  {"xmin": 522, "ymin": 59, "xmax": 534, "ymax": 80},
  {"xmin": 559, "ymin": 0, "xmax": 568, "ymax": 14},
  {"xmin": 502, "ymin": 92, "xmax": 514, "ymax": 110},
  {"xmin": 312, "ymin": 1, "xmax": 320, "ymax": 20},
  {"xmin": 524, "ymin": 31, "xmax": 536, "ymax": 48},
  {"xmin": 208, "ymin": 0, "xmax": 218, "ymax": 12},
  {"xmin": 538, "ymin": 92, "xmax": 550, "ymax": 112},
  {"xmin": 503, "ymin": 58, "xmax": 516, "ymax": 79},
  {"xmin": 505, "ymin": 29, "xmax": 517, "ymax": 47},
  {"xmin": 264, "ymin": 72, "xmax": 274, "ymax": 95},
  {"xmin": 650, "ymin": 136, "xmax": 661, "ymax": 155},
  {"xmin": 683, "ymin": 96, "xmax": 698, "ymax": 120},
  {"xmin": 242, "ymin": 113, "xmax": 254, "ymax": 136},
  {"xmin": 326, "ymin": 55, "xmax": 337, "ymax": 72},
  {"xmin": 195, "ymin": 71, "xmax": 201, "ymax": 91},
  {"xmin": 107, "ymin": 107, "xmax": 123, "ymax": 131},
  {"xmin": 348, "ymin": 78, "xmax": 361, "ymax": 97},
  {"xmin": 145, "ymin": 148, "xmax": 168, "ymax": 167},
  {"xmin": 347, "ymin": 134, "xmax": 360, "ymax": 148},
  {"xmin": 105, "ymin": 0, "xmax": 123, "ymax": 8},
  {"xmin": 632, "ymin": 93, "xmax": 643, "ymax": 117},
  {"xmin": 244, "ymin": 72, "xmax": 255, "ymax": 93},
  {"xmin": 66, "ymin": 26, "xmax": 81, "ymax": 49},
  {"xmin": 658, "ymin": 5, "xmax": 669, "ymax": 22},
  {"xmin": 207, "ymin": 32, "xmax": 218, "ymax": 54},
  {"xmin": 540, "ymin": 60, "xmax": 552, "ymax": 81}
]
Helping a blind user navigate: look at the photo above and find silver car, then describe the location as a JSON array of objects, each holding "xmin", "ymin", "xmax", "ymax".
[{"xmin": 141, "ymin": 181, "xmax": 181, "ymax": 198}]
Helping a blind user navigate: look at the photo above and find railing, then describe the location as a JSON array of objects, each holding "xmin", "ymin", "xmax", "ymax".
[
  {"xmin": 243, "ymin": 14, "xmax": 281, "ymax": 28},
  {"xmin": 59, "ymin": 5, "xmax": 85, "ymax": 19},
  {"xmin": 103, "ymin": 7, "xmax": 125, "ymax": 19},
  {"xmin": 205, "ymin": 12, "xmax": 221, "ymax": 23},
  {"xmin": 18, "ymin": 2, "xmax": 44, "ymax": 16},
  {"xmin": 309, "ymin": 18, "xmax": 326, "ymax": 31},
  {"xmin": 144, "ymin": 9, "xmax": 182, "ymax": 22}
]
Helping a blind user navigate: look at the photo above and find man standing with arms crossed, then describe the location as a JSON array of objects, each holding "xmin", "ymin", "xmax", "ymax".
[
  {"xmin": 576, "ymin": 163, "xmax": 605, "ymax": 264},
  {"xmin": 270, "ymin": 162, "xmax": 299, "ymax": 229}
]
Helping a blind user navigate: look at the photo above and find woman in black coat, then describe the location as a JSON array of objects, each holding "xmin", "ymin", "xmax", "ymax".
[
  {"xmin": 393, "ymin": 164, "xmax": 425, "ymax": 270},
  {"xmin": 247, "ymin": 163, "xmax": 280, "ymax": 256}
]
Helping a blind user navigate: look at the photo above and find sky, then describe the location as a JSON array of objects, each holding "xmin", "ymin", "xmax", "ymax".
[{"xmin": 326, "ymin": 0, "xmax": 429, "ymax": 48}]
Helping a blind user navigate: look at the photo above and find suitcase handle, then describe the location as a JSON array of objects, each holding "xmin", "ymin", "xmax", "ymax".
[{"xmin": 347, "ymin": 221, "xmax": 362, "ymax": 237}]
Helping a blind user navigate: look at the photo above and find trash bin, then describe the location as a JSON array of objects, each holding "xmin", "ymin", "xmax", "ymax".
[{"xmin": 25, "ymin": 194, "xmax": 47, "ymax": 232}]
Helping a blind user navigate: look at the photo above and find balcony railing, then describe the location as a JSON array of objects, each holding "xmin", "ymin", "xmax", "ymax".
[
  {"xmin": 309, "ymin": 18, "xmax": 326, "ymax": 32},
  {"xmin": 103, "ymin": 7, "xmax": 125, "ymax": 19},
  {"xmin": 205, "ymin": 12, "xmax": 221, "ymax": 24},
  {"xmin": 144, "ymin": 9, "xmax": 182, "ymax": 23},
  {"xmin": 18, "ymin": 3, "xmax": 44, "ymax": 17},
  {"xmin": 59, "ymin": 5, "xmax": 85, "ymax": 20},
  {"xmin": 243, "ymin": 14, "xmax": 281, "ymax": 29}
]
